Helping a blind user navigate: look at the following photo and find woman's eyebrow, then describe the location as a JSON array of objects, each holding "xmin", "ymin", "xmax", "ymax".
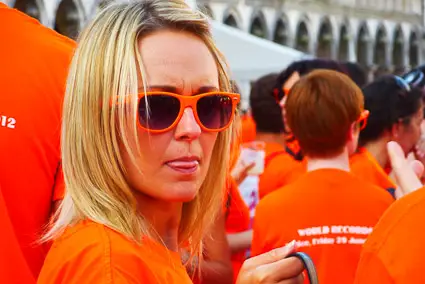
[{"xmin": 138, "ymin": 85, "xmax": 219, "ymax": 95}]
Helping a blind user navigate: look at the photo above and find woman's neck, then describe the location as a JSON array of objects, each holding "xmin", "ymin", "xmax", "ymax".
[
  {"xmin": 307, "ymin": 148, "xmax": 350, "ymax": 172},
  {"xmin": 364, "ymin": 139, "xmax": 389, "ymax": 169},
  {"xmin": 134, "ymin": 192, "xmax": 182, "ymax": 252}
]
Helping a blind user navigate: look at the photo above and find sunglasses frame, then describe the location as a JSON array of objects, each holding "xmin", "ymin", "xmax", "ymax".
[
  {"xmin": 357, "ymin": 110, "xmax": 370, "ymax": 130},
  {"xmin": 137, "ymin": 91, "xmax": 240, "ymax": 133},
  {"xmin": 394, "ymin": 75, "xmax": 412, "ymax": 92},
  {"xmin": 273, "ymin": 87, "xmax": 291, "ymax": 104},
  {"xmin": 402, "ymin": 69, "xmax": 425, "ymax": 88}
]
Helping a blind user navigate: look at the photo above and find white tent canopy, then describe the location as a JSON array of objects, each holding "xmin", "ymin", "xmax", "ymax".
[{"xmin": 209, "ymin": 21, "xmax": 308, "ymax": 107}]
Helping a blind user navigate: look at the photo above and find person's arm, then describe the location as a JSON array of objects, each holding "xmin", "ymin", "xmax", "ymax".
[
  {"xmin": 227, "ymin": 230, "xmax": 252, "ymax": 254},
  {"xmin": 0, "ymin": 187, "xmax": 35, "ymax": 284}
]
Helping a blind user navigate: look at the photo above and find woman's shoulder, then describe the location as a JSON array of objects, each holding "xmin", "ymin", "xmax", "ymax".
[
  {"xmin": 39, "ymin": 220, "xmax": 192, "ymax": 284},
  {"xmin": 38, "ymin": 220, "xmax": 157, "ymax": 284}
]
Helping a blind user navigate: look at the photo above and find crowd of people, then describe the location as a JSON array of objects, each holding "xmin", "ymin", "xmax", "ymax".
[{"xmin": 2, "ymin": 0, "xmax": 425, "ymax": 283}]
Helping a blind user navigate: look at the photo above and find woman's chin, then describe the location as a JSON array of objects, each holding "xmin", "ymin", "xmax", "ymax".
[{"xmin": 165, "ymin": 182, "xmax": 200, "ymax": 202}]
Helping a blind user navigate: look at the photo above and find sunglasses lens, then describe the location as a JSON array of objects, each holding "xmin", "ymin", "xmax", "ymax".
[
  {"xmin": 197, "ymin": 94, "xmax": 233, "ymax": 130},
  {"xmin": 138, "ymin": 95, "xmax": 180, "ymax": 130}
]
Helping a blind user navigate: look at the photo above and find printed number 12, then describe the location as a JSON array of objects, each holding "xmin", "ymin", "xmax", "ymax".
[{"xmin": 1, "ymin": 116, "xmax": 16, "ymax": 129}]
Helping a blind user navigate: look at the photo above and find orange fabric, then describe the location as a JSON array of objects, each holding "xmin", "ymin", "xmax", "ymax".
[
  {"xmin": 38, "ymin": 220, "xmax": 192, "ymax": 284},
  {"xmin": 0, "ymin": 4, "xmax": 75, "ymax": 279},
  {"xmin": 224, "ymin": 178, "xmax": 250, "ymax": 283},
  {"xmin": 354, "ymin": 187, "xmax": 425, "ymax": 284},
  {"xmin": 259, "ymin": 142, "xmax": 304, "ymax": 199},
  {"xmin": 241, "ymin": 114, "xmax": 256, "ymax": 143},
  {"xmin": 252, "ymin": 169, "xmax": 393, "ymax": 284},
  {"xmin": 350, "ymin": 148, "xmax": 396, "ymax": 193},
  {"xmin": 285, "ymin": 134, "xmax": 302, "ymax": 160},
  {"xmin": 0, "ymin": 185, "xmax": 36, "ymax": 284}
]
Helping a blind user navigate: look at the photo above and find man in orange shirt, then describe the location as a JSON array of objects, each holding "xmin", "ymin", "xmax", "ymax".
[
  {"xmin": 274, "ymin": 59, "xmax": 348, "ymax": 161},
  {"xmin": 354, "ymin": 141, "xmax": 425, "ymax": 283},
  {"xmin": 351, "ymin": 76, "xmax": 424, "ymax": 198},
  {"xmin": 0, "ymin": 4, "xmax": 75, "ymax": 282},
  {"xmin": 252, "ymin": 70, "xmax": 394, "ymax": 284},
  {"xmin": 249, "ymin": 73, "xmax": 304, "ymax": 199}
]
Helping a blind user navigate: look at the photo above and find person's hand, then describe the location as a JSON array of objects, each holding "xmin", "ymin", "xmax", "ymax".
[
  {"xmin": 388, "ymin": 141, "xmax": 423, "ymax": 198},
  {"xmin": 236, "ymin": 241, "xmax": 304, "ymax": 284},
  {"xmin": 231, "ymin": 158, "xmax": 255, "ymax": 185}
]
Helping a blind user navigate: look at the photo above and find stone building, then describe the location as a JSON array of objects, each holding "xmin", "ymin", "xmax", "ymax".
[{"xmin": 3, "ymin": 0, "xmax": 425, "ymax": 78}]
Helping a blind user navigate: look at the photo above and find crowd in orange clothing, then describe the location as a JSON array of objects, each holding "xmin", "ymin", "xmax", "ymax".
[{"xmin": 3, "ymin": 1, "xmax": 425, "ymax": 284}]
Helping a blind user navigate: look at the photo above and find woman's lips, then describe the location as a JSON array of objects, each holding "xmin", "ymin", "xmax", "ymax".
[{"xmin": 165, "ymin": 159, "xmax": 199, "ymax": 174}]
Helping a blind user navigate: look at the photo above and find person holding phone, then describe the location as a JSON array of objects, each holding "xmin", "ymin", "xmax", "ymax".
[{"xmin": 36, "ymin": 1, "xmax": 305, "ymax": 283}]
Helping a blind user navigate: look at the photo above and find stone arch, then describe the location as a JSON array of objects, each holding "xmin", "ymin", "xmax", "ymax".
[
  {"xmin": 295, "ymin": 16, "xmax": 310, "ymax": 53},
  {"xmin": 317, "ymin": 17, "xmax": 334, "ymax": 58},
  {"xmin": 374, "ymin": 24, "xmax": 389, "ymax": 77},
  {"xmin": 250, "ymin": 10, "xmax": 268, "ymax": 39},
  {"xmin": 223, "ymin": 8, "xmax": 241, "ymax": 29},
  {"xmin": 273, "ymin": 13, "xmax": 290, "ymax": 46},
  {"xmin": 409, "ymin": 29, "xmax": 420, "ymax": 68},
  {"xmin": 14, "ymin": 0, "xmax": 45, "ymax": 22},
  {"xmin": 356, "ymin": 22, "xmax": 371, "ymax": 68},
  {"xmin": 55, "ymin": 0, "xmax": 85, "ymax": 40},
  {"xmin": 197, "ymin": 3, "xmax": 214, "ymax": 20},
  {"xmin": 392, "ymin": 25, "xmax": 405, "ymax": 74},
  {"xmin": 338, "ymin": 22, "xmax": 350, "ymax": 61}
]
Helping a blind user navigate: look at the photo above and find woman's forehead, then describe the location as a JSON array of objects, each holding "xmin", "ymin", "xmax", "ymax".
[{"xmin": 137, "ymin": 31, "xmax": 219, "ymax": 90}]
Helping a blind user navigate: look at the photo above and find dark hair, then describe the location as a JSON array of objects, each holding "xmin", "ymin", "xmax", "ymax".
[
  {"xmin": 360, "ymin": 75, "xmax": 425, "ymax": 145},
  {"xmin": 230, "ymin": 80, "xmax": 243, "ymax": 112},
  {"xmin": 342, "ymin": 62, "xmax": 368, "ymax": 87},
  {"xmin": 250, "ymin": 73, "xmax": 284, "ymax": 133},
  {"xmin": 275, "ymin": 59, "xmax": 347, "ymax": 101},
  {"xmin": 286, "ymin": 70, "xmax": 363, "ymax": 158}
]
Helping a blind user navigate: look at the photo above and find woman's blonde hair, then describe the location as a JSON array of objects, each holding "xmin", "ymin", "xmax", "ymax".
[{"xmin": 45, "ymin": 0, "xmax": 235, "ymax": 259}]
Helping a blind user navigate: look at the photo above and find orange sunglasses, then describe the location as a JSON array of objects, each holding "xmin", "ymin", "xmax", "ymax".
[
  {"xmin": 357, "ymin": 110, "xmax": 370, "ymax": 130},
  {"xmin": 273, "ymin": 87, "xmax": 291, "ymax": 103},
  {"xmin": 130, "ymin": 91, "xmax": 240, "ymax": 133}
]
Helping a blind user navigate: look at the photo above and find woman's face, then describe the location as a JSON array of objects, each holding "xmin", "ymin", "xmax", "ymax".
[
  {"xmin": 396, "ymin": 102, "xmax": 424, "ymax": 155},
  {"xmin": 121, "ymin": 30, "xmax": 220, "ymax": 202}
]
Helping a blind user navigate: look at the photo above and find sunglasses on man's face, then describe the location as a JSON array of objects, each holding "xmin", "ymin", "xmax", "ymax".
[
  {"xmin": 402, "ymin": 69, "xmax": 425, "ymax": 88},
  {"xmin": 135, "ymin": 91, "xmax": 240, "ymax": 133},
  {"xmin": 394, "ymin": 75, "xmax": 412, "ymax": 92},
  {"xmin": 273, "ymin": 87, "xmax": 291, "ymax": 104},
  {"xmin": 357, "ymin": 110, "xmax": 370, "ymax": 130}
]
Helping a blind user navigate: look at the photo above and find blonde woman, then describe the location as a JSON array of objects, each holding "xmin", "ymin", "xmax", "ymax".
[{"xmin": 38, "ymin": 1, "xmax": 304, "ymax": 283}]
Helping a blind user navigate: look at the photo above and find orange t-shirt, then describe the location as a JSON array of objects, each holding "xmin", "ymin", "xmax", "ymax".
[
  {"xmin": 252, "ymin": 169, "xmax": 393, "ymax": 284},
  {"xmin": 0, "ymin": 185, "xmax": 36, "ymax": 283},
  {"xmin": 241, "ymin": 114, "xmax": 256, "ymax": 143},
  {"xmin": 0, "ymin": 4, "xmax": 75, "ymax": 279},
  {"xmin": 350, "ymin": 148, "xmax": 396, "ymax": 198},
  {"xmin": 224, "ymin": 178, "xmax": 250, "ymax": 282},
  {"xmin": 259, "ymin": 142, "xmax": 304, "ymax": 199},
  {"xmin": 354, "ymin": 187, "xmax": 425, "ymax": 284},
  {"xmin": 37, "ymin": 220, "xmax": 192, "ymax": 284}
]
